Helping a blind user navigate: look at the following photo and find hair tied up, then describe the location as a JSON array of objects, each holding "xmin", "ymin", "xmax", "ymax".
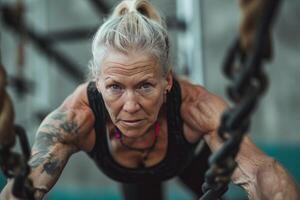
[{"xmin": 113, "ymin": 0, "xmax": 161, "ymax": 23}]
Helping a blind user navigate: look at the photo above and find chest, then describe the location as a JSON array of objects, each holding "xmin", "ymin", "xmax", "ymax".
[
  {"xmin": 106, "ymin": 123, "xmax": 200, "ymax": 169},
  {"xmin": 85, "ymin": 113, "xmax": 199, "ymax": 183},
  {"xmin": 81, "ymin": 117, "xmax": 201, "ymax": 166},
  {"xmin": 109, "ymin": 120, "xmax": 169, "ymax": 168}
]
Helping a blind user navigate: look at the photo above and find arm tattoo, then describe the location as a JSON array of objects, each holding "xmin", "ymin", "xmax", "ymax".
[
  {"xmin": 60, "ymin": 121, "xmax": 78, "ymax": 135},
  {"xmin": 29, "ymin": 130, "xmax": 60, "ymax": 168},
  {"xmin": 29, "ymin": 110, "xmax": 79, "ymax": 170},
  {"xmin": 50, "ymin": 112, "xmax": 66, "ymax": 121},
  {"xmin": 50, "ymin": 111, "xmax": 79, "ymax": 135},
  {"xmin": 29, "ymin": 154, "xmax": 48, "ymax": 168},
  {"xmin": 42, "ymin": 159, "xmax": 61, "ymax": 175}
]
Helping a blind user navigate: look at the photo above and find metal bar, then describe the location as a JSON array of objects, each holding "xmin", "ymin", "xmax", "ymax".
[
  {"xmin": 44, "ymin": 26, "xmax": 98, "ymax": 44},
  {"xmin": 166, "ymin": 17, "xmax": 187, "ymax": 31},
  {"xmin": 1, "ymin": 5, "xmax": 84, "ymax": 82},
  {"xmin": 88, "ymin": 0, "xmax": 110, "ymax": 15}
]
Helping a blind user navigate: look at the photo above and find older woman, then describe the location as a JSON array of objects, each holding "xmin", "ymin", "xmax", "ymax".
[{"xmin": 1, "ymin": 0, "xmax": 300, "ymax": 200}]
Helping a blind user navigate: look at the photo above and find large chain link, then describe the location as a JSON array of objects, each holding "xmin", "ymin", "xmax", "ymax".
[
  {"xmin": 199, "ymin": 0, "xmax": 282, "ymax": 199},
  {"xmin": 0, "ymin": 52, "xmax": 34, "ymax": 199},
  {"xmin": 0, "ymin": 60, "xmax": 15, "ymax": 149}
]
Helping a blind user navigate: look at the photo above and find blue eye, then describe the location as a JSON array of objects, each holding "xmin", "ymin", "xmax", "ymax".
[
  {"xmin": 112, "ymin": 84, "xmax": 121, "ymax": 89},
  {"xmin": 141, "ymin": 83, "xmax": 152, "ymax": 89},
  {"xmin": 108, "ymin": 84, "xmax": 123, "ymax": 93},
  {"xmin": 139, "ymin": 83, "xmax": 153, "ymax": 92}
]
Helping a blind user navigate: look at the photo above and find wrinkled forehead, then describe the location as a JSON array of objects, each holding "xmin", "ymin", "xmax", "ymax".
[{"xmin": 100, "ymin": 50, "xmax": 161, "ymax": 76}]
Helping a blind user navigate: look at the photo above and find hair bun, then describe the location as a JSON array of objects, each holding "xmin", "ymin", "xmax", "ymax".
[{"xmin": 113, "ymin": 0, "xmax": 161, "ymax": 23}]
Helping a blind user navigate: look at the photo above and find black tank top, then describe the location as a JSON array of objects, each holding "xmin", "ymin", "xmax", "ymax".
[{"xmin": 86, "ymin": 79, "xmax": 198, "ymax": 183}]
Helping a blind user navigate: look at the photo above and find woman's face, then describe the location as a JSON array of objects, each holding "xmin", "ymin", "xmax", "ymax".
[{"xmin": 97, "ymin": 50, "xmax": 172, "ymax": 138}]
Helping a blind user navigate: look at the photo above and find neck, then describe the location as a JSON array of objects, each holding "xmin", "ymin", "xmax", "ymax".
[
  {"xmin": 113, "ymin": 105, "xmax": 165, "ymax": 149},
  {"xmin": 122, "ymin": 126, "xmax": 153, "ymax": 142},
  {"xmin": 115, "ymin": 121, "xmax": 160, "ymax": 150}
]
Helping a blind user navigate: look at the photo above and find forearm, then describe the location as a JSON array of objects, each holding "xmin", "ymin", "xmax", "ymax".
[
  {"xmin": 0, "ymin": 145, "xmax": 71, "ymax": 200},
  {"xmin": 27, "ymin": 109, "xmax": 80, "ymax": 194},
  {"xmin": 0, "ymin": 179, "xmax": 46, "ymax": 200},
  {"xmin": 233, "ymin": 158, "xmax": 300, "ymax": 200},
  {"xmin": 204, "ymin": 133, "xmax": 300, "ymax": 200},
  {"xmin": 28, "ymin": 145, "xmax": 71, "ymax": 195},
  {"xmin": 0, "ymin": 110, "xmax": 79, "ymax": 199},
  {"xmin": 256, "ymin": 159, "xmax": 300, "ymax": 200},
  {"xmin": 231, "ymin": 138, "xmax": 300, "ymax": 200}
]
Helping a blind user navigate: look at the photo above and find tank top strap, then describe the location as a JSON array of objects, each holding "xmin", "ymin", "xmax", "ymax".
[{"xmin": 86, "ymin": 81, "xmax": 107, "ymax": 158}]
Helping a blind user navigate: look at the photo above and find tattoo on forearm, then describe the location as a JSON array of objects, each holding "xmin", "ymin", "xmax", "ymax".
[
  {"xmin": 42, "ymin": 159, "xmax": 61, "ymax": 175},
  {"xmin": 60, "ymin": 121, "xmax": 78, "ymax": 135},
  {"xmin": 29, "ymin": 110, "xmax": 79, "ymax": 169},
  {"xmin": 29, "ymin": 153, "xmax": 48, "ymax": 168},
  {"xmin": 34, "ymin": 131, "xmax": 60, "ymax": 151}
]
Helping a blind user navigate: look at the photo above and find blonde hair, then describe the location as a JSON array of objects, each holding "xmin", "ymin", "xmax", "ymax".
[{"xmin": 89, "ymin": 0, "xmax": 170, "ymax": 80}]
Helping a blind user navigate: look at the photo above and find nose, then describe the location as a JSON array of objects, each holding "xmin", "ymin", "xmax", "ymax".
[{"xmin": 123, "ymin": 91, "xmax": 141, "ymax": 114}]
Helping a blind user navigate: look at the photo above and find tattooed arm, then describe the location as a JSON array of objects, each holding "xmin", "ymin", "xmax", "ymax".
[
  {"xmin": 28, "ymin": 109, "xmax": 92, "ymax": 199},
  {"xmin": 0, "ymin": 84, "xmax": 95, "ymax": 200}
]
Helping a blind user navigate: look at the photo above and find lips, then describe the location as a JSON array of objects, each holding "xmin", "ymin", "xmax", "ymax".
[
  {"xmin": 120, "ymin": 119, "xmax": 144, "ymax": 126},
  {"xmin": 123, "ymin": 119, "xmax": 142, "ymax": 122}
]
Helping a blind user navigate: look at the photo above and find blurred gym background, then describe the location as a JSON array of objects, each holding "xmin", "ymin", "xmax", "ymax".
[{"xmin": 1, "ymin": 0, "xmax": 299, "ymax": 199}]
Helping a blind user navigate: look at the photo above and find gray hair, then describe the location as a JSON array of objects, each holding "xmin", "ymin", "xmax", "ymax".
[{"xmin": 88, "ymin": 0, "xmax": 170, "ymax": 80}]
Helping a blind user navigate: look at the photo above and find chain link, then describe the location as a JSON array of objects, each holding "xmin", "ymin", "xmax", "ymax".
[
  {"xmin": 199, "ymin": 1, "xmax": 282, "ymax": 199},
  {"xmin": 0, "ymin": 56, "xmax": 34, "ymax": 199}
]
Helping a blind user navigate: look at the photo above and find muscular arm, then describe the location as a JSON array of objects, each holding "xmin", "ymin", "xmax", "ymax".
[
  {"xmin": 207, "ymin": 116, "xmax": 300, "ymax": 199},
  {"xmin": 1, "ymin": 109, "xmax": 82, "ymax": 200},
  {"xmin": 179, "ymin": 78, "xmax": 300, "ymax": 200},
  {"xmin": 30, "ymin": 109, "xmax": 81, "ymax": 199},
  {"xmin": 231, "ymin": 137, "xmax": 300, "ymax": 200},
  {"xmin": 0, "ymin": 85, "xmax": 95, "ymax": 200}
]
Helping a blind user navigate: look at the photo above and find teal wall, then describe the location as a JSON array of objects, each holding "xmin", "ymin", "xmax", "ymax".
[
  {"xmin": 224, "ymin": 144, "xmax": 300, "ymax": 199},
  {"xmin": 0, "ymin": 171, "xmax": 5, "ymax": 190}
]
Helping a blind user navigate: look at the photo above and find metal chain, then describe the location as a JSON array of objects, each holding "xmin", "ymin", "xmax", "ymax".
[
  {"xmin": 0, "ymin": 47, "xmax": 34, "ymax": 199},
  {"xmin": 199, "ymin": 0, "xmax": 282, "ymax": 199}
]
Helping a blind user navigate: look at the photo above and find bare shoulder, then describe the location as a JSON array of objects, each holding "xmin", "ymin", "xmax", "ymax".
[
  {"xmin": 60, "ymin": 82, "xmax": 95, "ymax": 122},
  {"xmin": 61, "ymin": 82, "xmax": 95, "ymax": 128},
  {"xmin": 36, "ymin": 82, "xmax": 95, "ymax": 152},
  {"xmin": 177, "ymin": 78, "xmax": 228, "ymax": 136},
  {"xmin": 178, "ymin": 78, "xmax": 227, "ymax": 112},
  {"xmin": 61, "ymin": 82, "xmax": 91, "ymax": 109}
]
